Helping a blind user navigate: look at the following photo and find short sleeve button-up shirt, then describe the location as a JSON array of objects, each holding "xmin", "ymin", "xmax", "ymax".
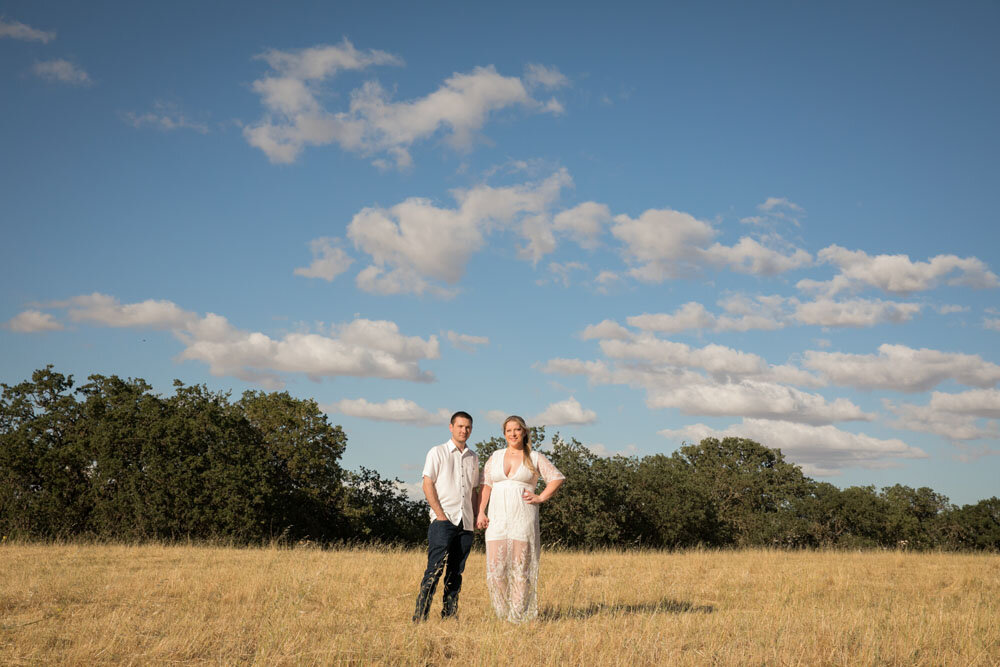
[{"xmin": 422, "ymin": 440, "xmax": 481, "ymax": 530}]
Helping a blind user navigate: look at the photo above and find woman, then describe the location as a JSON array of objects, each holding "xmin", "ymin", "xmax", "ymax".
[{"xmin": 476, "ymin": 415, "xmax": 564, "ymax": 622}]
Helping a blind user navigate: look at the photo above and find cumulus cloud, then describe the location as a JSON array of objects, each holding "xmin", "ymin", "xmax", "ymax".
[
  {"xmin": 0, "ymin": 17, "xmax": 55, "ymax": 42},
  {"xmin": 5, "ymin": 310, "xmax": 64, "ymax": 332},
  {"xmin": 580, "ymin": 319, "xmax": 632, "ymax": 341},
  {"xmin": 884, "ymin": 398, "xmax": 999, "ymax": 442},
  {"xmin": 245, "ymin": 39, "xmax": 563, "ymax": 166},
  {"xmin": 446, "ymin": 330, "xmax": 489, "ymax": 351},
  {"xmin": 43, "ymin": 293, "xmax": 439, "ymax": 387},
  {"xmin": 797, "ymin": 245, "xmax": 999, "ymax": 297},
  {"xmin": 646, "ymin": 380, "xmax": 871, "ymax": 425},
  {"xmin": 628, "ymin": 297, "xmax": 788, "ymax": 334},
  {"xmin": 531, "ymin": 397, "xmax": 597, "ymax": 425},
  {"xmin": 804, "ymin": 343, "xmax": 1000, "ymax": 392},
  {"xmin": 985, "ymin": 318, "xmax": 1000, "ymax": 332},
  {"xmin": 792, "ymin": 297, "xmax": 922, "ymax": 327},
  {"xmin": 552, "ymin": 202, "xmax": 610, "ymax": 249},
  {"xmin": 611, "ymin": 208, "xmax": 716, "ymax": 281},
  {"xmin": 294, "ymin": 237, "xmax": 354, "ymax": 281},
  {"xmin": 32, "ymin": 59, "xmax": 91, "ymax": 85},
  {"xmin": 611, "ymin": 208, "xmax": 810, "ymax": 281},
  {"xmin": 659, "ymin": 418, "xmax": 926, "ymax": 476},
  {"xmin": 122, "ymin": 102, "xmax": 209, "ymax": 133},
  {"xmin": 346, "ymin": 169, "xmax": 571, "ymax": 294},
  {"xmin": 325, "ymin": 397, "xmax": 450, "ymax": 426},
  {"xmin": 702, "ymin": 237, "xmax": 812, "ymax": 276},
  {"xmin": 545, "ymin": 331, "xmax": 851, "ymax": 425}
]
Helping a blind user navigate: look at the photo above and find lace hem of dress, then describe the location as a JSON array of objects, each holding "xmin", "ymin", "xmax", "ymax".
[{"xmin": 485, "ymin": 537, "xmax": 539, "ymax": 622}]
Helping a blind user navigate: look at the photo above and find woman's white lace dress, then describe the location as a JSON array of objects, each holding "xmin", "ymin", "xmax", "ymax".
[{"xmin": 483, "ymin": 449, "xmax": 564, "ymax": 622}]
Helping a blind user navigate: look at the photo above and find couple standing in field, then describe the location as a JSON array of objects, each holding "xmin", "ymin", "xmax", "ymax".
[{"xmin": 412, "ymin": 411, "xmax": 565, "ymax": 623}]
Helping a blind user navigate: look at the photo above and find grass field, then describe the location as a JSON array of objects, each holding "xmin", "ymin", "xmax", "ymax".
[{"xmin": 1, "ymin": 543, "xmax": 998, "ymax": 665}]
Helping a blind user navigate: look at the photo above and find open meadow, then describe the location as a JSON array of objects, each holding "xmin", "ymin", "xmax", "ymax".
[{"xmin": 1, "ymin": 543, "xmax": 998, "ymax": 665}]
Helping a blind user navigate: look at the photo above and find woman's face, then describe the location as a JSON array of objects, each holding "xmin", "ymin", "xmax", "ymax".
[{"xmin": 504, "ymin": 421, "xmax": 525, "ymax": 449}]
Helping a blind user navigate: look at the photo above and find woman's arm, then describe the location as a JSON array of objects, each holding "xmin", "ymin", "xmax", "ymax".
[{"xmin": 522, "ymin": 477, "xmax": 563, "ymax": 505}]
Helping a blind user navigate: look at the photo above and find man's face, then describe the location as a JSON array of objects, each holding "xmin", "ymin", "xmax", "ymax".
[{"xmin": 449, "ymin": 417, "xmax": 472, "ymax": 446}]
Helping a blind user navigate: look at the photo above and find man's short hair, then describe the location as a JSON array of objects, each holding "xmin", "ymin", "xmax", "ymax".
[{"xmin": 450, "ymin": 411, "xmax": 473, "ymax": 425}]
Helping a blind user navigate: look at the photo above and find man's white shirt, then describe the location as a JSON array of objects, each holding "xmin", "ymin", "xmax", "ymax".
[{"xmin": 422, "ymin": 439, "xmax": 481, "ymax": 530}]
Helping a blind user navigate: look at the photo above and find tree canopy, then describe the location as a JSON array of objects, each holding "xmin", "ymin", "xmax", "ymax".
[{"xmin": 1, "ymin": 366, "xmax": 997, "ymax": 551}]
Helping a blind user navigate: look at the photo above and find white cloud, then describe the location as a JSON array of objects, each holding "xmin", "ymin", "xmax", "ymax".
[
  {"xmin": 446, "ymin": 330, "xmax": 489, "ymax": 351},
  {"xmin": 524, "ymin": 63, "xmax": 569, "ymax": 89},
  {"xmin": 5, "ymin": 310, "xmax": 64, "ymax": 332},
  {"xmin": 66, "ymin": 293, "xmax": 193, "ymax": 329},
  {"xmin": 586, "ymin": 442, "xmax": 639, "ymax": 457},
  {"xmin": 628, "ymin": 302, "xmax": 716, "ymax": 333},
  {"xmin": 580, "ymin": 319, "xmax": 632, "ymax": 341},
  {"xmin": 659, "ymin": 418, "xmax": 926, "ymax": 476},
  {"xmin": 347, "ymin": 169, "xmax": 571, "ymax": 294},
  {"xmin": 122, "ymin": 102, "xmax": 209, "ymax": 133},
  {"xmin": 929, "ymin": 388, "xmax": 1000, "ymax": 418},
  {"xmin": 325, "ymin": 397, "xmax": 450, "ymax": 426},
  {"xmin": 793, "ymin": 297, "xmax": 922, "ymax": 327},
  {"xmin": 0, "ymin": 17, "xmax": 55, "ymax": 42},
  {"xmin": 593, "ymin": 270, "xmax": 624, "ymax": 293},
  {"xmin": 32, "ymin": 59, "xmax": 91, "ymax": 85},
  {"xmin": 245, "ymin": 40, "xmax": 561, "ymax": 166},
  {"xmin": 646, "ymin": 380, "xmax": 871, "ymax": 425},
  {"xmin": 544, "ymin": 261, "xmax": 587, "ymax": 287},
  {"xmin": 294, "ymin": 237, "xmax": 354, "ymax": 281},
  {"xmin": 759, "ymin": 197, "xmax": 803, "ymax": 213},
  {"xmin": 611, "ymin": 208, "xmax": 717, "ymax": 281},
  {"xmin": 531, "ymin": 397, "xmax": 597, "ymax": 425},
  {"xmin": 355, "ymin": 265, "xmax": 456, "ymax": 298},
  {"xmin": 985, "ymin": 318, "xmax": 1000, "ymax": 332},
  {"xmin": 483, "ymin": 409, "xmax": 508, "ymax": 424},
  {"xmin": 797, "ymin": 245, "xmax": 999, "ymax": 297},
  {"xmin": 628, "ymin": 297, "xmax": 789, "ymax": 334},
  {"xmin": 884, "ymin": 398, "xmax": 998, "ymax": 442},
  {"xmin": 552, "ymin": 202, "xmax": 610, "ymax": 249},
  {"xmin": 937, "ymin": 304, "xmax": 969, "ymax": 315},
  {"xmin": 47, "ymin": 293, "xmax": 439, "ymax": 387},
  {"xmin": 545, "ymin": 335, "xmax": 849, "ymax": 425},
  {"xmin": 599, "ymin": 335, "xmax": 770, "ymax": 378},
  {"xmin": 396, "ymin": 480, "xmax": 425, "ymax": 501},
  {"xmin": 804, "ymin": 343, "xmax": 1000, "ymax": 392},
  {"xmin": 611, "ymin": 208, "xmax": 810, "ymax": 281},
  {"xmin": 702, "ymin": 237, "xmax": 812, "ymax": 276}
]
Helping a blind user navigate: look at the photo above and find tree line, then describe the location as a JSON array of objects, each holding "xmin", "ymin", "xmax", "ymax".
[{"xmin": 2, "ymin": 367, "xmax": 997, "ymax": 550}]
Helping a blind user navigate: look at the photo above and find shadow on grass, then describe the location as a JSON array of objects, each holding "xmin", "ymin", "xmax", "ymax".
[{"xmin": 540, "ymin": 598, "xmax": 714, "ymax": 620}]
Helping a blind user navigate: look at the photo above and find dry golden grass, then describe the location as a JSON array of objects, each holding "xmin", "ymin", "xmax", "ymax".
[{"xmin": 1, "ymin": 542, "xmax": 998, "ymax": 665}]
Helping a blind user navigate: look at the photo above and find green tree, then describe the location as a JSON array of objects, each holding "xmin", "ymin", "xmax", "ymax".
[
  {"xmin": 0, "ymin": 366, "xmax": 88, "ymax": 538},
  {"xmin": 672, "ymin": 437, "xmax": 811, "ymax": 546},
  {"xmin": 880, "ymin": 484, "xmax": 953, "ymax": 549},
  {"xmin": 627, "ymin": 453, "xmax": 720, "ymax": 547},
  {"xmin": 239, "ymin": 390, "xmax": 348, "ymax": 541},
  {"xmin": 75, "ymin": 373, "xmax": 166, "ymax": 539},
  {"xmin": 949, "ymin": 497, "xmax": 1000, "ymax": 550},
  {"xmin": 342, "ymin": 466, "xmax": 428, "ymax": 544},
  {"xmin": 540, "ymin": 435, "xmax": 634, "ymax": 547}
]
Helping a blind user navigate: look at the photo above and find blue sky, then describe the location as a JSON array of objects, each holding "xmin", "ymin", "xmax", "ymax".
[{"xmin": 2, "ymin": 1, "xmax": 999, "ymax": 506}]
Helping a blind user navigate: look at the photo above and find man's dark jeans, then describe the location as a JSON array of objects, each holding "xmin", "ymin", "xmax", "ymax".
[{"xmin": 413, "ymin": 519, "xmax": 474, "ymax": 621}]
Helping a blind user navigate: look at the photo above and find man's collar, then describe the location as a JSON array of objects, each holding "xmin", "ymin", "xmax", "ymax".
[{"xmin": 448, "ymin": 439, "xmax": 469, "ymax": 454}]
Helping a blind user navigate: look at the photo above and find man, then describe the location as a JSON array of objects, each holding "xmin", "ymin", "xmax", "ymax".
[{"xmin": 412, "ymin": 411, "xmax": 483, "ymax": 621}]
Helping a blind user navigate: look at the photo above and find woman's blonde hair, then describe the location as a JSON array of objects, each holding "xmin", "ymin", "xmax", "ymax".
[{"xmin": 502, "ymin": 415, "xmax": 537, "ymax": 477}]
